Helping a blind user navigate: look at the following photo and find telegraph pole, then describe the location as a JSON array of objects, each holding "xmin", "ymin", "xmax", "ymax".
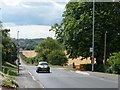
[
  {"xmin": 92, "ymin": 0, "xmax": 95, "ymax": 72},
  {"xmin": 17, "ymin": 31, "xmax": 19, "ymax": 74}
]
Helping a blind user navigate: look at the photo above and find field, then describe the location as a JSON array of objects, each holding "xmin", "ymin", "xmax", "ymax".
[
  {"xmin": 22, "ymin": 50, "xmax": 95, "ymax": 65},
  {"xmin": 67, "ymin": 57, "xmax": 96, "ymax": 65},
  {"xmin": 22, "ymin": 50, "xmax": 37, "ymax": 58}
]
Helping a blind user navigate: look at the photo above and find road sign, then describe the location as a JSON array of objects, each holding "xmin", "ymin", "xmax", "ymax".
[
  {"xmin": 19, "ymin": 51, "xmax": 22, "ymax": 54},
  {"xmin": 90, "ymin": 47, "xmax": 93, "ymax": 52}
]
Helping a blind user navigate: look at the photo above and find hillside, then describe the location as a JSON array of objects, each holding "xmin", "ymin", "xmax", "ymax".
[{"xmin": 14, "ymin": 38, "xmax": 45, "ymax": 50}]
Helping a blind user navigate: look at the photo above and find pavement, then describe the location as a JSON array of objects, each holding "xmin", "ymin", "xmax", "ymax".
[
  {"xmin": 87, "ymin": 71, "xmax": 118, "ymax": 81},
  {"xmin": 16, "ymin": 66, "xmax": 42, "ymax": 88},
  {"xmin": 16, "ymin": 58, "xmax": 118, "ymax": 89},
  {"xmin": 0, "ymin": 72, "xmax": 2, "ymax": 90},
  {"xmin": 70, "ymin": 70, "xmax": 118, "ymax": 81}
]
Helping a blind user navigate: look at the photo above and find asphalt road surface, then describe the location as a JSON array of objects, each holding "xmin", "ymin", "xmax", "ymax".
[{"xmin": 17, "ymin": 58, "xmax": 118, "ymax": 88}]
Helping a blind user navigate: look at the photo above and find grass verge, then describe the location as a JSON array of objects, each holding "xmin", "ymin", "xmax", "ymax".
[
  {"xmin": 2, "ymin": 67, "xmax": 18, "ymax": 76},
  {"xmin": 0, "ymin": 71, "xmax": 19, "ymax": 89},
  {"xmin": 3, "ymin": 62, "xmax": 17, "ymax": 69}
]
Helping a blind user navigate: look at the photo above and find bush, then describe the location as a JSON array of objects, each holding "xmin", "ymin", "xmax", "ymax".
[
  {"xmin": 3, "ymin": 68, "xmax": 9, "ymax": 74},
  {"xmin": 48, "ymin": 50, "xmax": 68, "ymax": 65},
  {"xmin": 0, "ymin": 67, "xmax": 2, "ymax": 72},
  {"xmin": 2, "ymin": 78, "xmax": 19, "ymax": 88},
  {"xmin": 8, "ymin": 70, "xmax": 17, "ymax": 76},
  {"xmin": 107, "ymin": 52, "xmax": 120, "ymax": 74},
  {"xmin": 81, "ymin": 64, "xmax": 104, "ymax": 72}
]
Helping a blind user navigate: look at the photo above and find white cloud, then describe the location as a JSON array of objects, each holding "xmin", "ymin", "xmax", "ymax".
[
  {"xmin": 1, "ymin": 0, "xmax": 67, "ymax": 25},
  {"xmin": 5, "ymin": 25, "xmax": 55, "ymax": 39},
  {"xmin": 2, "ymin": 0, "xmax": 67, "ymax": 8},
  {"xmin": 21, "ymin": 4, "xmax": 31, "ymax": 8},
  {"xmin": 49, "ymin": 0, "xmax": 66, "ymax": 9},
  {"xmin": 2, "ymin": 0, "xmax": 21, "ymax": 6},
  {"xmin": 3, "ymin": 22, "xmax": 17, "ymax": 27}
]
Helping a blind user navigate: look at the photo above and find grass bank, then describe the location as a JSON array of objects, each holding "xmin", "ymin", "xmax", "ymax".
[
  {"xmin": 0, "ymin": 71, "xmax": 18, "ymax": 89},
  {"xmin": 0, "ymin": 62, "xmax": 19, "ymax": 89},
  {"xmin": 1, "ymin": 61, "xmax": 18, "ymax": 76}
]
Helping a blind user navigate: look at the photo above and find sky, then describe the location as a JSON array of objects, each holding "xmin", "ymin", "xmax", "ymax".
[{"xmin": 0, "ymin": 0, "xmax": 69, "ymax": 39}]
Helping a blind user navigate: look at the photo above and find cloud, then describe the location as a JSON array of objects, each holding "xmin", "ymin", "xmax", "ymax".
[
  {"xmin": 1, "ymin": 0, "xmax": 67, "ymax": 26},
  {"xmin": 3, "ymin": 22, "xmax": 17, "ymax": 27},
  {"xmin": 21, "ymin": 4, "xmax": 31, "ymax": 8},
  {"xmin": 2, "ymin": 0, "xmax": 21, "ymax": 6},
  {"xmin": 5, "ymin": 25, "xmax": 55, "ymax": 39}
]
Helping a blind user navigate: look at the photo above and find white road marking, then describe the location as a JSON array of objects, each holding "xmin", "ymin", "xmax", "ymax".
[
  {"xmin": 28, "ymin": 71, "xmax": 36, "ymax": 81},
  {"xmin": 75, "ymin": 71, "xmax": 90, "ymax": 76},
  {"xmin": 39, "ymin": 83, "xmax": 45, "ymax": 88},
  {"xmin": 32, "ymin": 76, "xmax": 36, "ymax": 81},
  {"xmin": 28, "ymin": 71, "xmax": 32, "ymax": 76},
  {"xmin": 28, "ymin": 71, "xmax": 45, "ymax": 88}
]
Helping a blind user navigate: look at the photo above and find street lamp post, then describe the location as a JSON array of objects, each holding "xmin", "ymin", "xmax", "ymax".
[
  {"xmin": 103, "ymin": 31, "xmax": 107, "ymax": 72},
  {"xmin": 17, "ymin": 31, "xmax": 19, "ymax": 74},
  {"xmin": 92, "ymin": 0, "xmax": 95, "ymax": 72}
]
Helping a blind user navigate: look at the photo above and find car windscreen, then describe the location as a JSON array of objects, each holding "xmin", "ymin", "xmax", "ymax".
[{"xmin": 40, "ymin": 63, "xmax": 48, "ymax": 65}]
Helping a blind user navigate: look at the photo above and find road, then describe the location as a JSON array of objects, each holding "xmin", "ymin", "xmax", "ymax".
[{"xmin": 17, "ymin": 58, "xmax": 118, "ymax": 88}]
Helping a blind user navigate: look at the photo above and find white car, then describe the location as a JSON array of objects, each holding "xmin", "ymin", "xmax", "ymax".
[{"xmin": 36, "ymin": 62, "xmax": 50, "ymax": 73}]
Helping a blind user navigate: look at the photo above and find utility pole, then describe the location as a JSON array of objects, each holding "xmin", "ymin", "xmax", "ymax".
[
  {"xmin": 103, "ymin": 31, "xmax": 107, "ymax": 72},
  {"xmin": 92, "ymin": 0, "xmax": 95, "ymax": 72},
  {"xmin": 17, "ymin": 31, "xmax": 19, "ymax": 74}
]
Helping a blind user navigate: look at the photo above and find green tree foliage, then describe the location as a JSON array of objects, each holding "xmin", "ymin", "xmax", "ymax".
[
  {"xmin": 50, "ymin": 2, "xmax": 120, "ymax": 65},
  {"xmin": 14, "ymin": 38, "xmax": 44, "ymax": 50},
  {"xmin": 0, "ymin": 22, "xmax": 17, "ymax": 63},
  {"xmin": 107, "ymin": 52, "xmax": 120, "ymax": 74},
  {"xmin": 48, "ymin": 50, "xmax": 67, "ymax": 65},
  {"xmin": 35, "ymin": 37, "xmax": 67, "ymax": 65}
]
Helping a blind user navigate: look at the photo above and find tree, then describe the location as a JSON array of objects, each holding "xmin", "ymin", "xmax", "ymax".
[
  {"xmin": 0, "ymin": 24, "xmax": 17, "ymax": 63},
  {"xmin": 50, "ymin": 2, "xmax": 120, "ymax": 65},
  {"xmin": 107, "ymin": 52, "xmax": 120, "ymax": 74},
  {"xmin": 48, "ymin": 50, "xmax": 67, "ymax": 65},
  {"xmin": 35, "ymin": 37, "xmax": 67, "ymax": 64}
]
